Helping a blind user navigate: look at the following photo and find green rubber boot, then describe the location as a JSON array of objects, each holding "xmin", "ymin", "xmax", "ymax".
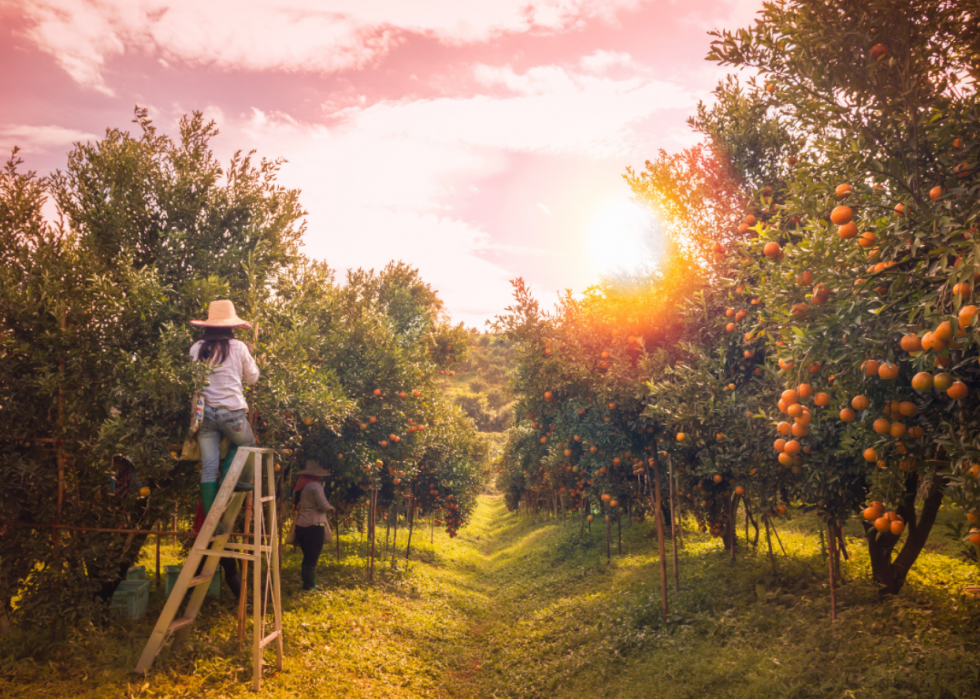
[
  {"xmin": 220, "ymin": 445, "xmax": 254, "ymax": 492},
  {"xmin": 201, "ymin": 481, "xmax": 219, "ymax": 515},
  {"xmin": 200, "ymin": 482, "xmax": 226, "ymax": 535}
]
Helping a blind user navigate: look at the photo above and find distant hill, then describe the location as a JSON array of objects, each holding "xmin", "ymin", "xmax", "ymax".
[{"xmin": 439, "ymin": 331, "xmax": 516, "ymax": 432}]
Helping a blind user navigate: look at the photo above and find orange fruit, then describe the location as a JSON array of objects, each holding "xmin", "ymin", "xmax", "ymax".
[
  {"xmin": 894, "ymin": 203, "xmax": 906, "ymax": 217},
  {"xmin": 784, "ymin": 440, "xmax": 801, "ymax": 455},
  {"xmin": 890, "ymin": 520, "xmax": 905, "ymax": 536},
  {"xmin": 898, "ymin": 401, "xmax": 917, "ymax": 417},
  {"xmin": 908, "ymin": 426, "xmax": 925, "ymax": 439},
  {"xmin": 544, "ymin": 391, "xmax": 553, "ymax": 401},
  {"xmin": 764, "ymin": 242, "xmax": 782, "ymax": 259},
  {"xmin": 814, "ymin": 392, "xmax": 831, "ymax": 407},
  {"xmin": 921, "ymin": 331, "xmax": 946, "ymax": 352},
  {"xmin": 900, "ymin": 334, "xmax": 922, "ymax": 352},
  {"xmin": 864, "ymin": 447, "xmax": 878, "ymax": 462},
  {"xmin": 862, "ymin": 359, "xmax": 880, "ymax": 377},
  {"xmin": 947, "ymin": 381, "xmax": 968, "ymax": 400},
  {"xmin": 935, "ymin": 321, "xmax": 954, "ymax": 341},
  {"xmin": 874, "ymin": 517, "xmax": 890, "ymax": 532},
  {"xmin": 782, "ymin": 389, "xmax": 799, "ymax": 405},
  {"xmin": 830, "ymin": 205, "xmax": 853, "ymax": 225},
  {"xmin": 795, "ymin": 411, "xmax": 812, "ymax": 426},
  {"xmin": 873, "ymin": 418, "xmax": 891, "ymax": 435},
  {"xmin": 871, "ymin": 44, "xmax": 888, "ymax": 60},
  {"xmin": 836, "ymin": 183, "xmax": 852, "ymax": 198},
  {"xmin": 933, "ymin": 373, "xmax": 953, "ymax": 391},
  {"xmin": 798, "ymin": 383, "xmax": 814, "ymax": 398},
  {"xmin": 726, "ymin": 323, "xmax": 736, "ymax": 332},
  {"xmin": 676, "ymin": 433, "xmax": 686, "ymax": 442},
  {"xmin": 774, "ymin": 438, "xmax": 787, "ymax": 452},
  {"xmin": 969, "ymin": 530, "xmax": 980, "ymax": 546},
  {"xmin": 839, "ymin": 407, "xmax": 856, "ymax": 422},
  {"xmin": 954, "ymin": 282, "xmax": 971, "ymax": 296},
  {"xmin": 890, "ymin": 422, "xmax": 907, "ymax": 438},
  {"xmin": 787, "ymin": 404, "xmax": 804, "ymax": 418},
  {"xmin": 778, "ymin": 452, "xmax": 794, "ymax": 466},
  {"xmin": 808, "ymin": 361, "xmax": 822, "ymax": 374},
  {"xmin": 139, "ymin": 487, "xmax": 151, "ymax": 497},
  {"xmin": 878, "ymin": 361, "xmax": 899, "ymax": 380},
  {"xmin": 911, "ymin": 372, "xmax": 934, "ymax": 392},
  {"xmin": 777, "ymin": 421, "xmax": 792, "ymax": 435},
  {"xmin": 838, "ymin": 221, "xmax": 858, "ymax": 239},
  {"xmin": 851, "ymin": 395, "xmax": 870, "ymax": 411},
  {"xmin": 958, "ymin": 305, "xmax": 979, "ymax": 327},
  {"xmin": 863, "ymin": 507, "xmax": 879, "ymax": 521},
  {"xmin": 929, "ymin": 186, "xmax": 943, "ymax": 201},
  {"xmin": 791, "ymin": 423, "xmax": 809, "ymax": 437},
  {"xmin": 735, "ymin": 486, "xmax": 746, "ymax": 496},
  {"xmin": 858, "ymin": 232, "xmax": 877, "ymax": 248}
]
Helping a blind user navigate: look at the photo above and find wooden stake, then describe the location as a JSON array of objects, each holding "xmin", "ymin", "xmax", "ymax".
[
  {"xmin": 155, "ymin": 520, "xmax": 162, "ymax": 589},
  {"xmin": 368, "ymin": 488, "xmax": 377, "ymax": 582},
  {"xmin": 580, "ymin": 497, "xmax": 587, "ymax": 537},
  {"xmin": 617, "ymin": 510, "xmax": 622, "ymax": 555},
  {"xmin": 335, "ymin": 513, "xmax": 341, "ymax": 562},
  {"xmin": 764, "ymin": 514, "xmax": 776, "ymax": 573},
  {"xmin": 651, "ymin": 449, "xmax": 669, "ymax": 623},
  {"xmin": 605, "ymin": 513, "xmax": 611, "ymax": 563},
  {"xmin": 729, "ymin": 496, "xmax": 737, "ymax": 563},
  {"xmin": 668, "ymin": 455, "xmax": 683, "ymax": 549},
  {"xmin": 827, "ymin": 521, "xmax": 838, "ymax": 621},
  {"xmin": 405, "ymin": 496, "xmax": 415, "ymax": 560},
  {"xmin": 667, "ymin": 458, "xmax": 680, "ymax": 593}
]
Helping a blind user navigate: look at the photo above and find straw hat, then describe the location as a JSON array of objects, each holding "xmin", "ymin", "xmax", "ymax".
[
  {"xmin": 190, "ymin": 300, "xmax": 252, "ymax": 329},
  {"xmin": 297, "ymin": 460, "xmax": 329, "ymax": 478}
]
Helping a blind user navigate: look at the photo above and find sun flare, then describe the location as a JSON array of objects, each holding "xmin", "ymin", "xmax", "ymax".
[{"xmin": 585, "ymin": 198, "xmax": 661, "ymax": 276}]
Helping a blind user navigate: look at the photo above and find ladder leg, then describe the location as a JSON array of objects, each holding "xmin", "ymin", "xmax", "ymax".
[
  {"xmin": 267, "ymin": 453, "xmax": 284, "ymax": 670},
  {"xmin": 252, "ymin": 451, "xmax": 263, "ymax": 692}
]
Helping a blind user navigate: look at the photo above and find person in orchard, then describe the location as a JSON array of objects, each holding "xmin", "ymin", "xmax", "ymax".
[
  {"xmin": 189, "ymin": 300, "xmax": 260, "ymax": 516},
  {"xmin": 293, "ymin": 460, "xmax": 335, "ymax": 591}
]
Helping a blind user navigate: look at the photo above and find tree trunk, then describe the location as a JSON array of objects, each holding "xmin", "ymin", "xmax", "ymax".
[
  {"xmin": 650, "ymin": 448, "xmax": 669, "ymax": 623},
  {"xmin": 865, "ymin": 471, "xmax": 946, "ymax": 597}
]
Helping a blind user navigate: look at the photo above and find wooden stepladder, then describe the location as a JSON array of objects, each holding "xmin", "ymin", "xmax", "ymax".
[{"xmin": 135, "ymin": 447, "xmax": 283, "ymax": 691}]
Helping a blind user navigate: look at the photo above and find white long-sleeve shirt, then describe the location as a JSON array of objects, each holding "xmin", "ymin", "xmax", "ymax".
[{"xmin": 190, "ymin": 339, "xmax": 260, "ymax": 410}]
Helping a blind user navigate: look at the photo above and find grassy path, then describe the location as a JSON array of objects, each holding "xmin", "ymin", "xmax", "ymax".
[{"xmin": 3, "ymin": 495, "xmax": 980, "ymax": 698}]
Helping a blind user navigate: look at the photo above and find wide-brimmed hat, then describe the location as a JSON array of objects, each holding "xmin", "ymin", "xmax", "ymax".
[
  {"xmin": 191, "ymin": 300, "xmax": 252, "ymax": 329},
  {"xmin": 297, "ymin": 460, "xmax": 329, "ymax": 478}
]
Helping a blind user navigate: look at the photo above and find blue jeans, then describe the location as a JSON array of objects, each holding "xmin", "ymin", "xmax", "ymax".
[{"xmin": 198, "ymin": 406, "xmax": 255, "ymax": 483}]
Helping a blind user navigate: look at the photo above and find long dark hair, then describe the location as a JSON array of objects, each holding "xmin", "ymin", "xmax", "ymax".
[{"xmin": 197, "ymin": 327, "xmax": 234, "ymax": 365}]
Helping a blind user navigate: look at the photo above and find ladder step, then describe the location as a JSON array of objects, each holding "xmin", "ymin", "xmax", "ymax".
[
  {"xmin": 259, "ymin": 630, "xmax": 280, "ymax": 648},
  {"xmin": 168, "ymin": 617, "xmax": 195, "ymax": 634},
  {"xmin": 192, "ymin": 547, "xmax": 264, "ymax": 561},
  {"xmin": 188, "ymin": 574, "xmax": 215, "ymax": 588}
]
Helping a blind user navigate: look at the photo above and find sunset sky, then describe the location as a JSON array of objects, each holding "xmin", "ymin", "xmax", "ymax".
[{"xmin": 0, "ymin": 0, "xmax": 762, "ymax": 327}]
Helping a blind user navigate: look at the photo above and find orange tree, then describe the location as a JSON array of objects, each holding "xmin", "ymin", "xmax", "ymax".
[
  {"xmin": 493, "ymin": 261, "xmax": 702, "ymax": 534},
  {"xmin": 0, "ymin": 112, "xmax": 482, "ymax": 631},
  {"xmin": 645, "ymin": 284, "xmax": 789, "ymax": 553},
  {"xmin": 707, "ymin": 0, "xmax": 980, "ymax": 594}
]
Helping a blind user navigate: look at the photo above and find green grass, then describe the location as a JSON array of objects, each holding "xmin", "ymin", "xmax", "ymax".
[{"xmin": 2, "ymin": 498, "xmax": 980, "ymax": 698}]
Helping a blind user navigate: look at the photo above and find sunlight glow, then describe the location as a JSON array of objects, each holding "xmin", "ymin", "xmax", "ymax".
[{"xmin": 585, "ymin": 198, "xmax": 662, "ymax": 277}]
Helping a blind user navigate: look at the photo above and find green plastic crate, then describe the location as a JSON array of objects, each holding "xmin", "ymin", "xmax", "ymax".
[
  {"xmin": 110, "ymin": 579, "xmax": 149, "ymax": 620},
  {"xmin": 165, "ymin": 564, "xmax": 221, "ymax": 599},
  {"xmin": 127, "ymin": 566, "xmax": 146, "ymax": 580}
]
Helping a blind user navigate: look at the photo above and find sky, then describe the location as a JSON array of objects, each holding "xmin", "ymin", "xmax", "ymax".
[{"xmin": 0, "ymin": 0, "xmax": 763, "ymax": 328}]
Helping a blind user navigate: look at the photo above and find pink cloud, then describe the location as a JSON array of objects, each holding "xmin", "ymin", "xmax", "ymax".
[
  {"xmin": 0, "ymin": 124, "xmax": 98, "ymax": 153},
  {"xmin": 16, "ymin": 0, "xmax": 650, "ymax": 92}
]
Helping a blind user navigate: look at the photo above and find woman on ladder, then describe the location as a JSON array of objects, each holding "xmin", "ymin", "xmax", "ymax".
[
  {"xmin": 190, "ymin": 300, "xmax": 260, "ymax": 515},
  {"xmin": 293, "ymin": 460, "xmax": 335, "ymax": 591}
]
